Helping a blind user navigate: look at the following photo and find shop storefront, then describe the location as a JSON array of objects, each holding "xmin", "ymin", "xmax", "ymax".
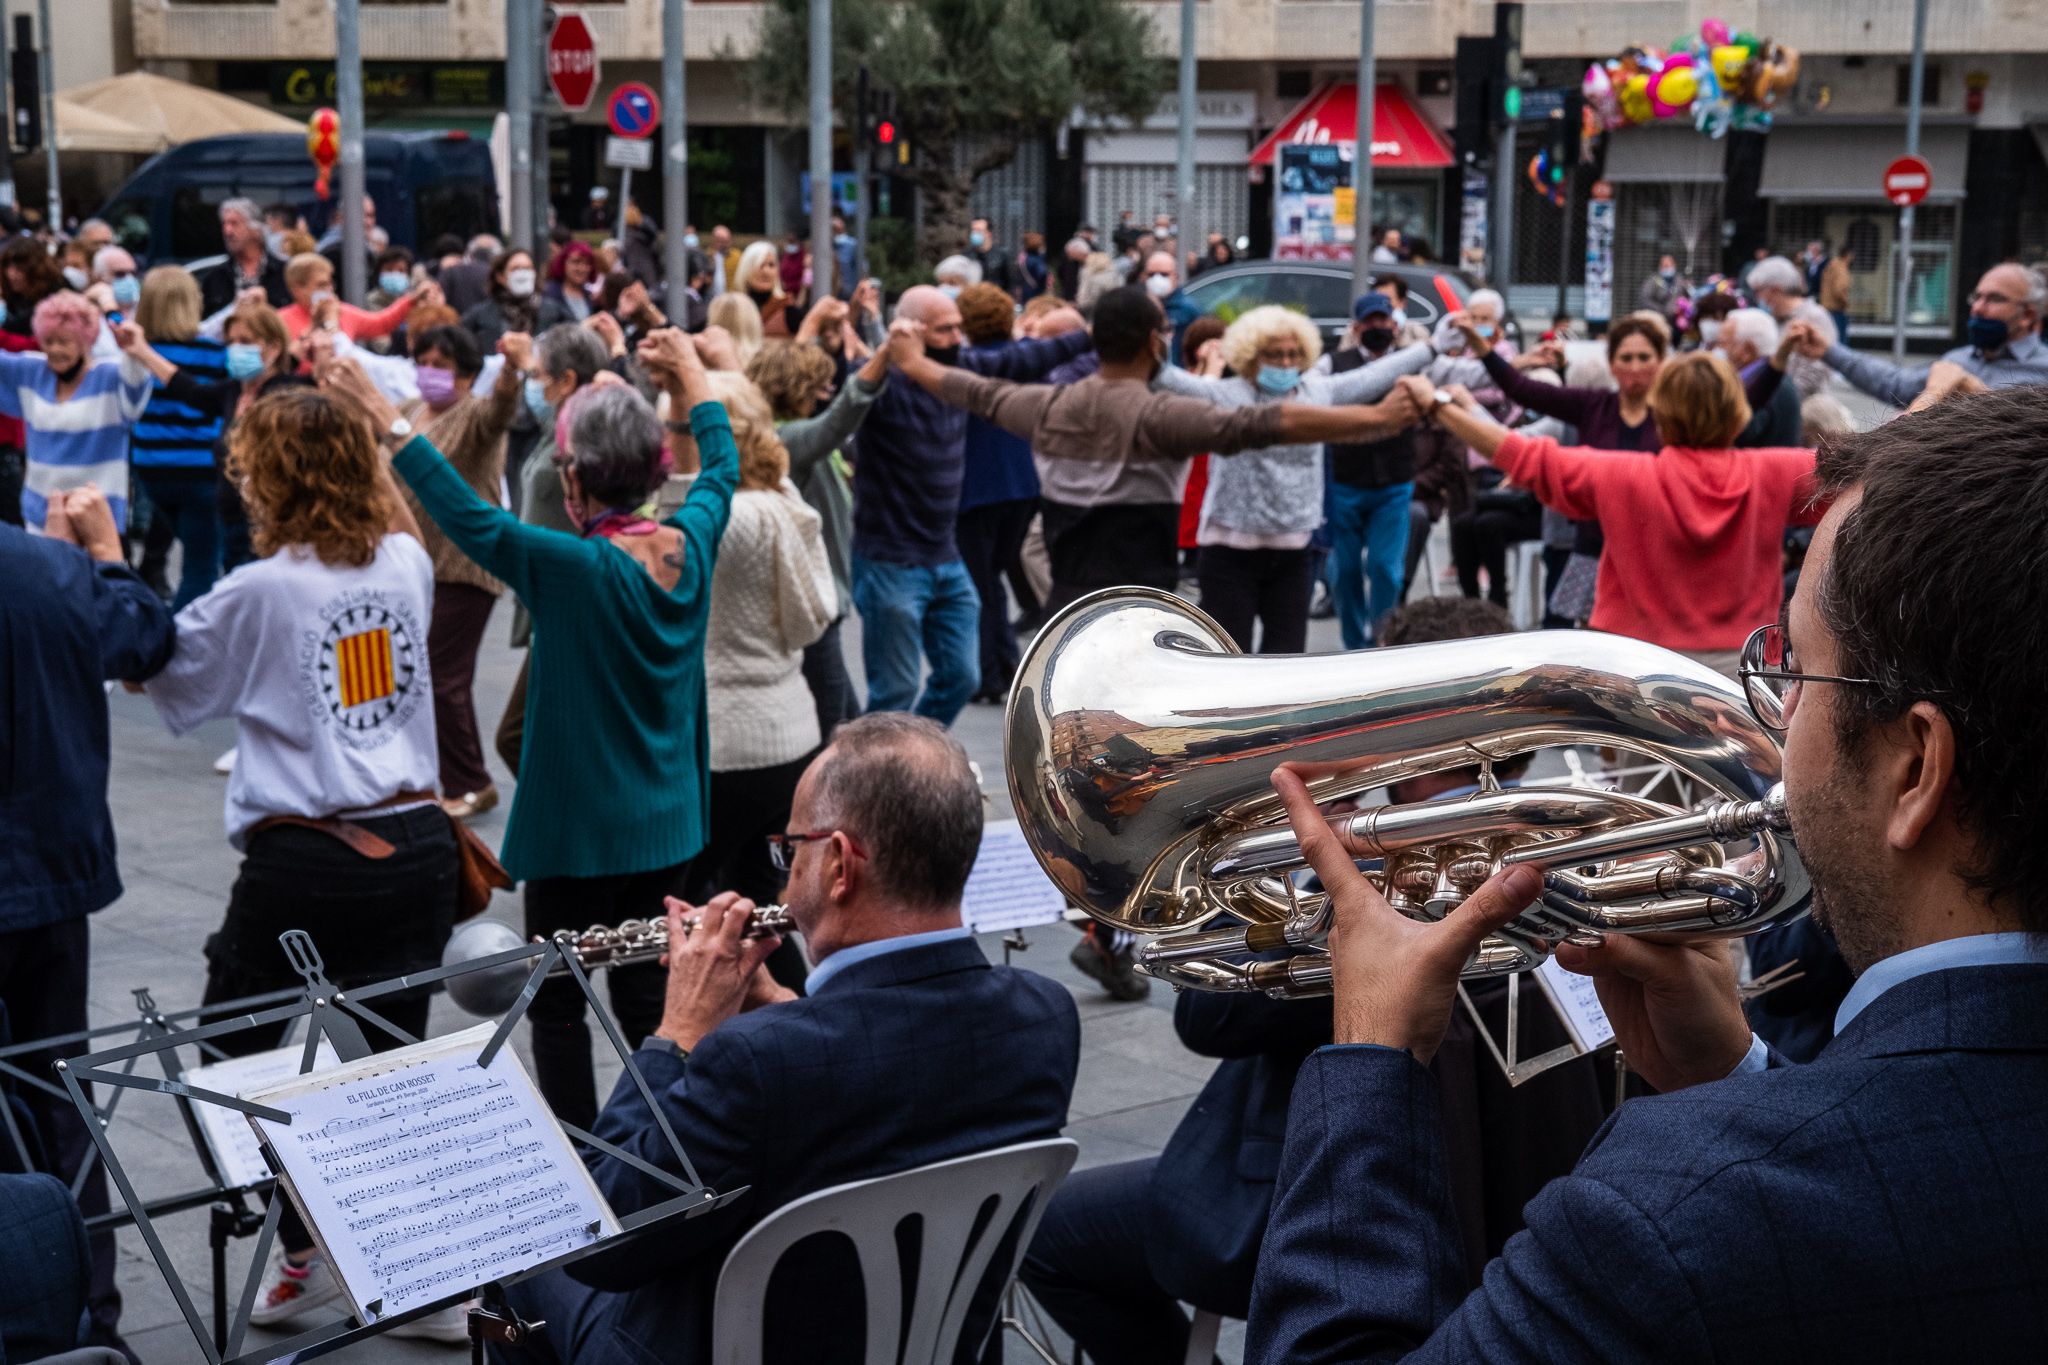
[
  {"xmin": 1598, "ymin": 125, "xmax": 1725, "ymax": 312},
  {"xmin": 1077, "ymin": 91, "xmax": 1257, "ymax": 246},
  {"xmin": 1248, "ymin": 83, "xmax": 1455, "ymax": 260},
  {"xmin": 1759, "ymin": 120, "xmax": 1970, "ymax": 341}
]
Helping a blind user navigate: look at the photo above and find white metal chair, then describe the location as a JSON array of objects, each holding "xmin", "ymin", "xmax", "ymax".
[
  {"xmin": 1183, "ymin": 1308, "xmax": 1226, "ymax": 1365},
  {"xmin": 1510, "ymin": 539, "xmax": 1547, "ymax": 630},
  {"xmin": 710, "ymin": 1138, "xmax": 1080, "ymax": 1365}
]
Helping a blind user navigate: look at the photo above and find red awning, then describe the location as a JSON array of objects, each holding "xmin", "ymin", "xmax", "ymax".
[{"xmin": 1249, "ymin": 83, "xmax": 1455, "ymax": 170}]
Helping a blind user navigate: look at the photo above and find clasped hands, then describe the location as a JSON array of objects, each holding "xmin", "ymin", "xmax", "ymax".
[
  {"xmin": 651, "ymin": 893, "xmax": 795, "ymax": 1052},
  {"xmin": 1270, "ymin": 766, "xmax": 1757, "ymax": 1091}
]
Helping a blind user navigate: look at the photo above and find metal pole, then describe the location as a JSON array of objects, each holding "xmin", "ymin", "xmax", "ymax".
[
  {"xmin": 618, "ymin": 164, "xmax": 633, "ymax": 238},
  {"xmin": 1175, "ymin": 0, "xmax": 1198, "ymax": 278},
  {"xmin": 506, "ymin": 0, "xmax": 534, "ymax": 250},
  {"xmin": 34, "ymin": 0, "xmax": 57, "ymax": 230},
  {"xmin": 334, "ymin": 0, "xmax": 367, "ymax": 306},
  {"xmin": 1491, "ymin": 119, "xmax": 1516, "ymax": 294},
  {"xmin": 808, "ymin": 0, "xmax": 834, "ymax": 302},
  {"xmin": 661, "ymin": 0, "xmax": 689, "ymax": 295},
  {"xmin": 853, "ymin": 68, "xmax": 870, "ymax": 290},
  {"xmin": 1350, "ymin": 0, "xmax": 1375, "ymax": 295},
  {"xmin": 0, "ymin": 17, "xmax": 16, "ymax": 213},
  {"xmin": 1556, "ymin": 166, "xmax": 1574, "ymax": 322},
  {"xmin": 1891, "ymin": 0, "xmax": 1929, "ymax": 363}
]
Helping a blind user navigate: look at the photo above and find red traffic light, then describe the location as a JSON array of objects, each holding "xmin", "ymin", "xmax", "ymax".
[{"xmin": 876, "ymin": 119, "xmax": 897, "ymax": 145}]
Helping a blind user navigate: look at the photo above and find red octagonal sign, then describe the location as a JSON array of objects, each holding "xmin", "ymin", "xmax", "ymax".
[
  {"xmin": 1883, "ymin": 154, "xmax": 1932, "ymax": 208},
  {"xmin": 547, "ymin": 13, "xmax": 599, "ymax": 113}
]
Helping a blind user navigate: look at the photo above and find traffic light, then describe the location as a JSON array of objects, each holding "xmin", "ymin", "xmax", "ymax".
[
  {"xmin": 1492, "ymin": 2, "xmax": 1524, "ymax": 130},
  {"xmin": 1545, "ymin": 88, "xmax": 1584, "ymax": 180},
  {"xmin": 1453, "ymin": 35, "xmax": 1495, "ymax": 167},
  {"xmin": 11, "ymin": 17, "xmax": 39, "ymax": 153},
  {"xmin": 875, "ymin": 119, "xmax": 896, "ymax": 148}
]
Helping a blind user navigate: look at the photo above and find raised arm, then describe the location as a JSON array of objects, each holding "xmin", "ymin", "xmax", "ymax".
[
  {"xmin": 778, "ymin": 368, "xmax": 884, "ymax": 479},
  {"xmin": 931, "ymin": 366, "xmax": 1055, "ymax": 444},
  {"xmin": 640, "ymin": 327, "xmax": 737, "ymax": 561},
  {"xmin": 966, "ymin": 327, "xmax": 1091, "ymax": 380},
  {"xmin": 1264, "ymin": 388, "xmax": 1423, "ymax": 450},
  {"xmin": 1414, "ymin": 378, "xmax": 1606, "ymax": 523},
  {"xmin": 1815, "ymin": 335, "xmax": 1926, "ymax": 407},
  {"xmin": 1316, "ymin": 341, "xmax": 1434, "ymax": 404},
  {"xmin": 1151, "ymin": 364, "xmax": 1245, "ymax": 403}
]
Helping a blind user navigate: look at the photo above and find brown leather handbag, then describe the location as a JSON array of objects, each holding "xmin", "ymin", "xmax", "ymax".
[{"xmin": 250, "ymin": 792, "xmax": 512, "ymax": 921}]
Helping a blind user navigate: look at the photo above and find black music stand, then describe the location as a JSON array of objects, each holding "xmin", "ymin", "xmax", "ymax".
[{"xmin": 59, "ymin": 929, "xmax": 747, "ymax": 1365}]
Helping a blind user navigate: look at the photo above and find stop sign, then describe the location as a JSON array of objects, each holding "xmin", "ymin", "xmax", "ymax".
[
  {"xmin": 547, "ymin": 13, "xmax": 599, "ymax": 112},
  {"xmin": 1883, "ymin": 154, "xmax": 1932, "ymax": 208}
]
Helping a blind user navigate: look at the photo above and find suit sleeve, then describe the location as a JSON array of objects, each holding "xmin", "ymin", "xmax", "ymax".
[
  {"xmin": 91, "ymin": 561, "xmax": 176, "ymax": 682},
  {"xmin": 1246, "ymin": 1046, "xmax": 1708, "ymax": 1364},
  {"xmin": 568, "ymin": 1032, "xmax": 771, "ymax": 1291},
  {"xmin": 1489, "ymin": 433, "xmax": 1607, "ymax": 521},
  {"xmin": 1175, "ymin": 989, "xmax": 1332, "ymax": 1060}
]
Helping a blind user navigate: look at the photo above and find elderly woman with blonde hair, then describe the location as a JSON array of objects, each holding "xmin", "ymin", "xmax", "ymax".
[
  {"xmin": 734, "ymin": 239, "xmax": 797, "ymax": 336},
  {"xmin": 1152, "ymin": 302, "xmax": 1432, "ymax": 653},
  {"xmin": 707, "ymin": 291, "xmax": 766, "ymax": 369},
  {"xmin": 660, "ymin": 371, "xmax": 834, "ymax": 983}
]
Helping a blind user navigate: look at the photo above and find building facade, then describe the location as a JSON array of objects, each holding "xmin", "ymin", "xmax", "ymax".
[{"xmin": 130, "ymin": 0, "xmax": 2048, "ymax": 340}]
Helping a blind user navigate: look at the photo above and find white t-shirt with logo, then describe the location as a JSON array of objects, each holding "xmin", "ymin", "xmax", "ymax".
[{"xmin": 147, "ymin": 534, "xmax": 440, "ymax": 848}]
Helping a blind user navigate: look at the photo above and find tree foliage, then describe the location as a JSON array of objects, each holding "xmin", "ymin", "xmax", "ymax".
[{"xmin": 754, "ymin": 0, "xmax": 1167, "ymax": 260}]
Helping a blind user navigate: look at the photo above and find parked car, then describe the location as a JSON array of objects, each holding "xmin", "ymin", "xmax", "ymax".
[
  {"xmin": 96, "ymin": 131, "xmax": 499, "ymax": 265},
  {"xmin": 1180, "ymin": 258, "xmax": 1515, "ymax": 354}
]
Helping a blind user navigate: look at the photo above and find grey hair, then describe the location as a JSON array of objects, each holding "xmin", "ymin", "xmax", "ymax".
[
  {"xmin": 2002, "ymin": 263, "xmax": 2048, "ymax": 315},
  {"xmin": 1721, "ymin": 307, "xmax": 1780, "ymax": 358},
  {"xmin": 933, "ymin": 254, "xmax": 983, "ymax": 286},
  {"xmin": 566, "ymin": 385, "xmax": 667, "ymax": 510},
  {"xmin": 218, "ymin": 198, "xmax": 264, "ymax": 231},
  {"xmin": 1467, "ymin": 288, "xmax": 1506, "ymax": 317},
  {"xmin": 809, "ymin": 713, "xmax": 984, "ymax": 911},
  {"xmin": 466, "ymin": 233, "xmax": 503, "ymax": 261},
  {"xmin": 536, "ymin": 321, "xmax": 610, "ymax": 387},
  {"xmin": 78, "ymin": 218, "xmax": 110, "ymax": 237},
  {"xmin": 90, "ymin": 246, "xmax": 133, "ymax": 280},
  {"xmin": 1747, "ymin": 256, "xmax": 1805, "ymax": 296}
]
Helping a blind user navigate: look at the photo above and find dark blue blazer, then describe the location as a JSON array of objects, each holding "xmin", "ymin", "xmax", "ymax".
[
  {"xmin": 568, "ymin": 936, "xmax": 1080, "ymax": 1362},
  {"xmin": 1144, "ymin": 990, "xmax": 1331, "ymax": 1318},
  {"xmin": 1247, "ymin": 963, "xmax": 2048, "ymax": 1362},
  {"xmin": 0, "ymin": 1171, "xmax": 92, "ymax": 1362}
]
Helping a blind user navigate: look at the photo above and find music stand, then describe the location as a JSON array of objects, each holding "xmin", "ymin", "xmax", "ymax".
[{"xmin": 60, "ymin": 929, "xmax": 747, "ymax": 1365}]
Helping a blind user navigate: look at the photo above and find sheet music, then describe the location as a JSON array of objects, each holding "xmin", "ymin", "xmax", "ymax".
[
  {"xmin": 962, "ymin": 818, "xmax": 1070, "ymax": 934},
  {"xmin": 183, "ymin": 1040, "xmax": 341, "ymax": 1188},
  {"xmin": 243, "ymin": 1023, "xmax": 618, "ymax": 1320},
  {"xmin": 1533, "ymin": 956, "xmax": 1618, "ymax": 1052}
]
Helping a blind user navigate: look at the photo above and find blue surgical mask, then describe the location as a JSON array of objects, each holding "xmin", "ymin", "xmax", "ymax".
[
  {"xmin": 1256, "ymin": 365, "xmax": 1301, "ymax": 395},
  {"xmin": 112, "ymin": 276, "xmax": 140, "ymax": 308},
  {"xmin": 969, "ymin": 230, "xmax": 987, "ymax": 250},
  {"xmin": 225, "ymin": 343, "xmax": 266, "ymax": 381},
  {"xmin": 523, "ymin": 376, "xmax": 555, "ymax": 424},
  {"xmin": 379, "ymin": 271, "xmax": 409, "ymax": 296},
  {"xmin": 940, "ymin": 284, "xmax": 962, "ymax": 300},
  {"xmin": 683, "ymin": 233, "xmax": 700, "ymax": 250},
  {"xmin": 1967, "ymin": 315, "xmax": 2010, "ymax": 354},
  {"xmin": 1474, "ymin": 322, "xmax": 1496, "ymax": 339}
]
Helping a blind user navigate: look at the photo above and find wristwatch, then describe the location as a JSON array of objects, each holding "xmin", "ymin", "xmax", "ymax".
[
  {"xmin": 1427, "ymin": 388, "xmax": 1456, "ymax": 423},
  {"xmin": 641, "ymin": 1035, "xmax": 689, "ymax": 1062},
  {"xmin": 382, "ymin": 415, "xmax": 414, "ymax": 447}
]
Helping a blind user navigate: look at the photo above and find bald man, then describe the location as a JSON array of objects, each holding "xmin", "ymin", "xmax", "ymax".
[
  {"xmin": 846, "ymin": 284, "xmax": 1090, "ymax": 724},
  {"xmin": 1790, "ymin": 261, "xmax": 2048, "ymax": 408}
]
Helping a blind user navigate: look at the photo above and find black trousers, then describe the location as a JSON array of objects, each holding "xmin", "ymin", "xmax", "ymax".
[
  {"xmin": 955, "ymin": 497, "xmax": 1040, "ymax": 693},
  {"xmin": 799, "ymin": 618, "xmax": 859, "ymax": 741},
  {"xmin": 202, "ymin": 806, "xmax": 460, "ymax": 1253},
  {"xmin": 428, "ymin": 581, "xmax": 499, "ymax": 797},
  {"xmin": 683, "ymin": 753, "xmax": 816, "ymax": 994},
  {"xmin": 1450, "ymin": 491, "xmax": 1542, "ymax": 606},
  {"xmin": 524, "ymin": 862, "xmax": 690, "ymax": 1134},
  {"xmin": 1195, "ymin": 545, "xmax": 1317, "ymax": 654},
  {"xmin": 1038, "ymin": 500, "xmax": 1181, "ymax": 615},
  {"xmin": 0, "ymin": 445, "xmax": 21, "ymax": 526},
  {"xmin": 0, "ymin": 917, "xmax": 122, "ymax": 1344},
  {"xmin": 1017, "ymin": 1159, "xmax": 1209, "ymax": 1365}
]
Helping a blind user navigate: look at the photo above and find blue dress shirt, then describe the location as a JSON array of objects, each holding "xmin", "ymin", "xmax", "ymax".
[{"xmin": 804, "ymin": 926, "xmax": 974, "ymax": 995}]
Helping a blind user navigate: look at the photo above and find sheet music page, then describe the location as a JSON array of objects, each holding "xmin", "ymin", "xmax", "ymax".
[
  {"xmin": 962, "ymin": 818, "xmax": 1070, "ymax": 934},
  {"xmin": 243, "ymin": 1022, "xmax": 619, "ymax": 1320},
  {"xmin": 183, "ymin": 1040, "xmax": 341, "ymax": 1188},
  {"xmin": 1533, "ymin": 956, "xmax": 1618, "ymax": 1053}
]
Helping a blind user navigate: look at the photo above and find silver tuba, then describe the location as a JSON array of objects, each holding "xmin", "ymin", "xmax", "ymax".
[{"xmin": 1004, "ymin": 589, "xmax": 1807, "ymax": 997}]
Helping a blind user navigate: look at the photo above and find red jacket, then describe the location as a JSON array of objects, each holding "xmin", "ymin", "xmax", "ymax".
[
  {"xmin": 1493, "ymin": 432, "xmax": 1821, "ymax": 652},
  {"xmin": 0, "ymin": 328, "xmax": 33, "ymax": 451}
]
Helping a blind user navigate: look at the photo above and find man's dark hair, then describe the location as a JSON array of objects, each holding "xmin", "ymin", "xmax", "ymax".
[
  {"xmin": 375, "ymin": 244, "xmax": 414, "ymax": 273},
  {"xmin": 1693, "ymin": 291, "xmax": 1740, "ymax": 324},
  {"xmin": 412, "ymin": 324, "xmax": 483, "ymax": 379},
  {"xmin": 430, "ymin": 233, "xmax": 465, "ymax": 261},
  {"xmin": 1814, "ymin": 386, "xmax": 2048, "ymax": 928},
  {"xmin": 811, "ymin": 714, "xmax": 983, "ymax": 911},
  {"xmin": 1092, "ymin": 286, "xmax": 1166, "ymax": 364}
]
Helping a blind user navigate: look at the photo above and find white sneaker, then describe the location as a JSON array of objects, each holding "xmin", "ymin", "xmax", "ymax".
[
  {"xmin": 389, "ymin": 1300, "xmax": 475, "ymax": 1344},
  {"xmin": 248, "ymin": 1249, "xmax": 342, "ymax": 1327},
  {"xmin": 213, "ymin": 745, "xmax": 238, "ymax": 776}
]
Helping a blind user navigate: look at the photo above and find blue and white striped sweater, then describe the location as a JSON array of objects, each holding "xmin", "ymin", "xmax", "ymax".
[
  {"xmin": 0, "ymin": 351, "xmax": 152, "ymax": 533},
  {"xmin": 132, "ymin": 337, "xmax": 227, "ymax": 470}
]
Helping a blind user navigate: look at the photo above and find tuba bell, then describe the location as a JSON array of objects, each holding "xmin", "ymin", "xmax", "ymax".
[{"xmin": 1004, "ymin": 589, "xmax": 1807, "ymax": 997}]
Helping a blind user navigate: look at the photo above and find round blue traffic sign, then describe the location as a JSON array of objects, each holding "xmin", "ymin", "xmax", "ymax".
[{"xmin": 607, "ymin": 83, "xmax": 661, "ymax": 140}]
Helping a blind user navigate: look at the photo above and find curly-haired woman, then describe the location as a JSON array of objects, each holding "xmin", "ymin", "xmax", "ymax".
[{"xmin": 138, "ymin": 377, "xmax": 461, "ymax": 1332}]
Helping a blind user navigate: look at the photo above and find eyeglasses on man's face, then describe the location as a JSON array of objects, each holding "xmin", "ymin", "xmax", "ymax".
[
  {"xmin": 1736, "ymin": 623, "xmax": 1878, "ymax": 733},
  {"xmin": 766, "ymin": 829, "xmax": 868, "ymax": 874}
]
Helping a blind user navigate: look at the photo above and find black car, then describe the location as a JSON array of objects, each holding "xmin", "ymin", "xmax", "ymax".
[{"xmin": 1181, "ymin": 259, "xmax": 1501, "ymax": 352}]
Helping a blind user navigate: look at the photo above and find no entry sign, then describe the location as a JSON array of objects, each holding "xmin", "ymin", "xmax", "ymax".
[
  {"xmin": 547, "ymin": 13, "xmax": 599, "ymax": 113},
  {"xmin": 607, "ymin": 82, "xmax": 660, "ymax": 139},
  {"xmin": 1883, "ymin": 154, "xmax": 1932, "ymax": 208}
]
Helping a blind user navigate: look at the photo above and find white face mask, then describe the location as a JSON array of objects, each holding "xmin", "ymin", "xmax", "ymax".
[
  {"xmin": 1699, "ymin": 319, "xmax": 1722, "ymax": 345},
  {"xmin": 1144, "ymin": 274, "xmax": 1175, "ymax": 299},
  {"xmin": 62, "ymin": 266, "xmax": 88, "ymax": 291},
  {"xmin": 505, "ymin": 268, "xmax": 537, "ymax": 298}
]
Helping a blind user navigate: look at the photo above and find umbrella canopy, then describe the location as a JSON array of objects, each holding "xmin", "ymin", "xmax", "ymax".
[{"xmin": 55, "ymin": 71, "xmax": 301, "ymax": 154}]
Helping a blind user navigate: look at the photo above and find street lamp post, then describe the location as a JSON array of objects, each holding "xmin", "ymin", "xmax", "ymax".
[
  {"xmin": 1175, "ymin": 0, "xmax": 1198, "ymax": 277},
  {"xmin": 1892, "ymin": 0, "xmax": 1929, "ymax": 362},
  {"xmin": 334, "ymin": 0, "xmax": 368, "ymax": 306},
  {"xmin": 507, "ymin": 0, "xmax": 535, "ymax": 250},
  {"xmin": 1351, "ymin": 0, "xmax": 1375, "ymax": 295},
  {"xmin": 809, "ymin": 0, "xmax": 834, "ymax": 300},
  {"xmin": 662, "ymin": 0, "xmax": 689, "ymax": 292}
]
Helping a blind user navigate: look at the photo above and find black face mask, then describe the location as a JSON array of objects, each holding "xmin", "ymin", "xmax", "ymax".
[
  {"xmin": 1358, "ymin": 325, "xmax": 1396, "ymax": 355},
  {"xmin": 748, "ymin": 286, "xmax": 776, "ymax": 308},
  {"xmin": 927, "ymin": 343, "xmax": 962, "ymax": 368},
  {"xmin": 54, "ymin": 357, "xmax": 86, "ymax": 385}
]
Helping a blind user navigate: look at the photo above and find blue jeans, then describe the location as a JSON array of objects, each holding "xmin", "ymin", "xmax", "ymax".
[
  {"xmin": 1326, "ymin": 479, "xmax": 1414, "ymax": 649},
  {"xmin": 850, "ymin": 553, "xmax": 981, "ymax": 724},
  {"xmin": 135, "ymin": 469, "xmax": 223, "ymax": 611}
]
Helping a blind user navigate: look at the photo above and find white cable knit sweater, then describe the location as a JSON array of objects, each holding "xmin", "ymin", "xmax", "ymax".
[{"xmin": 689, "ymin": 478, "xmax": 838, "ymax": 771}]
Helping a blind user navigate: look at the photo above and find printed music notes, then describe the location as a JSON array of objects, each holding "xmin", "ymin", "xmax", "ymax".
[
  {"xmin": 1533, "ymin": 955, "xmax": 1618, "ymax": 1052},
  {"xmin": 961, "ymin": 819, "xmax": 1070, "ymax": 934},
  {"xmin": 182, "ymin": 1040, "xmax": 341, "ymax": 1188},
  {"xmin": 243, "ymin": 1023, "xmax": 619, "ymax": 1320}
]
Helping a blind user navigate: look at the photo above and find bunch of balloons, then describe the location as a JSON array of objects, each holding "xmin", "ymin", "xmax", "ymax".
[{"xmin": 1582, "ymin": 19, "xmax": 1801, "ymax": 139}]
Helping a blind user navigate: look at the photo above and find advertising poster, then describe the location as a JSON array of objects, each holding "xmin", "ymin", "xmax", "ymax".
[
  {"xmin": 1583, "ymin": 188, "xmax": 1617, "ymax": 324},
  {"xmin": 1274, "ymin": 145, "xmax": 1354, "ymax": 261}
]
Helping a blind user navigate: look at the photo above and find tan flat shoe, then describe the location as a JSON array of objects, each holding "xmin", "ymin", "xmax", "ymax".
[{"xmin": 441, "ymin": 786, "xmax": 499, "ymax": 820}]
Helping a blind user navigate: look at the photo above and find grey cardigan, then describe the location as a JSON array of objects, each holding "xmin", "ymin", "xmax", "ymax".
[
  {"xmin": 777, "ymin": 372, "xmax": 884, "ymax": 617},
  {"xmin": 1153, "ymin": 343, "xmax": 1434, "ymax": 541}
]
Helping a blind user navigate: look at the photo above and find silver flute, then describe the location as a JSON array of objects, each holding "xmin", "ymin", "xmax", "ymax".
[{"xmin": 550, "ymin": 906, "xmax": 796, "ymax": 970}]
